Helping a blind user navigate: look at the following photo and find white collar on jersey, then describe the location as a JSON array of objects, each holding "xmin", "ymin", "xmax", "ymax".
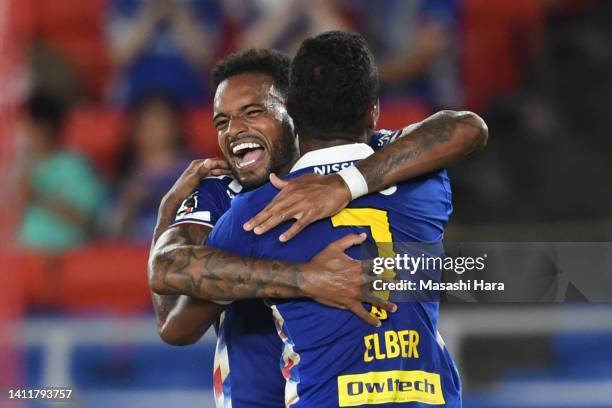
[
  {"xmin": 228, "ymin": 178, "xmax": 243, "ymax": 193},
  {"xmin": 205, "ymin": 174, "xmax": 243, "ymax": 193},
  {"xmin": 290, "ymin": 143, "xmax": 374, "ymax": 172}
]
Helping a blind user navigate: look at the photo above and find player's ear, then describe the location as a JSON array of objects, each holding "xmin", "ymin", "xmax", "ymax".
[{"xmin": 366, "ymin": 99, "xmax": 380, "ymax": 130}]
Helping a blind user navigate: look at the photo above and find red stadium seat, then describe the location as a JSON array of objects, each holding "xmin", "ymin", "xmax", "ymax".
[
  {"xmin": 184, "ymin": 107, "xmax": 222, "ymax": 158},
  {"xmin": 2, "ymin": 245, "xmax": 151, "ymax": 315},
  {"xmin": 461, "ymin": 0, "xmax": 546, "ymax": 109},
  {"xmin": 1, "ymin": 250, "xmax": 76, "ymax": 313},
  {"xmin": 4, "ymin": 250, "xmax": 64, "ymax": 310},
  {"xmin": 64, "ymin": 106, "xmax": 223, "ymax": 177},
  {"xmin": 48, "ymin": 36, "xmax": 110, "ymax": 100},
  {"xmin": 64, "ymin": 108, "xmax": 125, "ymax": 177},
  {"xmin": 33, "ymin": 0, "xmax": 109, "ymax": 99},
  {"xmin": 60, "ymin": 243, "xmax": 151, "ymax": 313},
  {"xmin": 0, "ymin": 252, "xmax": 28, "ymax": 318}
]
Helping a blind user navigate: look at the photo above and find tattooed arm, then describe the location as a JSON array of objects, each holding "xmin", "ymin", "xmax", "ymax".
[
  {"xmin": 148, "ymin": 159, "xmax": 230, "ymax": 345},
  {"xmin": 149, "ymin": 162, "xmax": 395, "ymax": 344},
  {"xmin": 150, "ymin": 225, "xmax": 224, "ymax": 345},
  {"xmin": 150, "ymin": 228, "xmax": 390, "ymax": 328},
  {"xmin": 244, "ymin": 110, "xmax": 488, "ymax": 241},
  {"xmin": 356, "ymin": 110, "xmax": 488, "ymax": 193}
]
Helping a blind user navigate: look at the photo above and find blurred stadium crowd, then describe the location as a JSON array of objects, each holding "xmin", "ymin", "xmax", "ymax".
[
  {"xmin": 5, "ymin": 0, "xmax": 612, "ymax": 254},
  {"xmin": 1, "ymin": 0, "xmax": 611, "ymax": 406}
]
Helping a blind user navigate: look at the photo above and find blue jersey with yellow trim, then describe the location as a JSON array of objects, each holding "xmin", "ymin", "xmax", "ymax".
[
  {"xmin": 208, "ymin": 142, "xmax": 461, "ymax": 407},
  {"xmin": 173, "ymin": 130, "xmax": 402, "ymax": 408}
]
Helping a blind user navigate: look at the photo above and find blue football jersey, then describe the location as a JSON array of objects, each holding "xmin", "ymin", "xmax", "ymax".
[
  {"xmin": 173, "ymin": 130, "xmax": 404, "ymax": 408},
  {"xmin": 208, "ymin": 143, "xmax": 460, "ymax": 407},
  {"xmin": 171, "ymin": 130, "xmax": 399, "ymax": 230},
  {"xmin": 172, "ymin": 175, "xmax": 240, "ymax": 229},
  {"xmin": 171, "ymin": 175, "xmax": 286, "ymax": 407}
]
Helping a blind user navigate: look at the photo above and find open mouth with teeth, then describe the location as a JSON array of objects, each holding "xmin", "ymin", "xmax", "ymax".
[{"xmin": 230, "ymin": 140, "xmax": 267, "ymax": 169}]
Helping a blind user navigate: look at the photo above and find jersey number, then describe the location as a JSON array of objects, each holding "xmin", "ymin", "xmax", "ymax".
[{"xmin": 331, "ymin": 208, "xmax": 396, "ymax": 321}]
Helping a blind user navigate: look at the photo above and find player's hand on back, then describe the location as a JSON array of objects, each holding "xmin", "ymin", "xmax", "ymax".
[
  {"xmin": 243, "ymin": 172, "xmax": 351, "ymax": 242},
  {"xmin": 300, "ymin": 233, "xmax": 397, "ymax": 328},
  {"xmin": 163, "ymin": 158, "xmax": 231, "ymax": 204}
]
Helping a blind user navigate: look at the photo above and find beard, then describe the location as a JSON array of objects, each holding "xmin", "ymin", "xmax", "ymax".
[
  {"xmin": 232, "ymin": 119, "xmax": 298, "ymax": 191},
  {"xmin": 268, "ymin": 119, "xmax": 298, "ymax": 178}
]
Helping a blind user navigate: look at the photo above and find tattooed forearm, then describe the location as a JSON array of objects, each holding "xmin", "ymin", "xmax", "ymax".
[
  {"xmin": 150, "ymin": 226, "xmax": 307, "ymax": 301},
  {"xmin": 358, "ymin": 110, "xmax": 488, "ymax": 192},
  {"xmin": 148, "ymin": 223, "xmax": 211, "ymax": 328}
]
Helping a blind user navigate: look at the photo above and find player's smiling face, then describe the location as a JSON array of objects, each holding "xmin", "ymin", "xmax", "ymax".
[{"xmin": 213, "ymin": 73, "xmax": 297, "ymax": 190}]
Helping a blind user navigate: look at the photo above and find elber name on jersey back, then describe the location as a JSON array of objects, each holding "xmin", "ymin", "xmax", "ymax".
[
  {"xmin": 208, "ymin": 143, "xmax": 460, "ymax": 407},
  {"xmin": 172, "ymin": 129, "xmax": 421, "ymax": 408}
]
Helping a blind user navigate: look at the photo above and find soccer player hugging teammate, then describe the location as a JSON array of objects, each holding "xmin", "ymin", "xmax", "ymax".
[
  {"xmin": 205, "ymin": 32, "xmax": 484, "ymax": 407},
  {"xmin": 149, "ymin": 37, "xmax": 487, "ymax": 407}
]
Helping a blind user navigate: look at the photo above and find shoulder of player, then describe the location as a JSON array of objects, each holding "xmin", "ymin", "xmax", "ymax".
[
  {"xmin": 192, "ymin": 175, "xmax": 236, "ymax": 193},
  {"xmin": 355, "ymin": 168, "xmax": 450, "ymax": 203},
  {"xmin": 197, "ymin": 174, "xmax": 233, "ymax": 187},
  {"xmin": 349, "ymin": 169, "xmax": 451, "ymax": 238},
  {"xmin": 372, "ymin": 128, "xmax": 401, "ymax": 138},
  {"xmin": 413, "ymin": 168, "xmax": 449, "ymax": 183},
  {"xmin": 219, "ymin": 183, "xmax": 277, "ymax": 229},
  {"xmin": 398, "ymin": 168, "xmax": 451, "ymax": 196},
  {"xmin": 370, "ymin": 128, "xmax": 402, "ymax": 148},
  {"xmin": 232, "ymin": 182, "xmax": 277, "ymax": 209},
  {"xmin": 208, "ymin": 192, "xmax": 257, "ymax": 246}
]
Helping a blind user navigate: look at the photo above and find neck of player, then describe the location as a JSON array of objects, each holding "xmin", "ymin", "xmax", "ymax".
[{"xmin": 298, "ymin": 131, "xmax": 370, "ymax": 157}]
